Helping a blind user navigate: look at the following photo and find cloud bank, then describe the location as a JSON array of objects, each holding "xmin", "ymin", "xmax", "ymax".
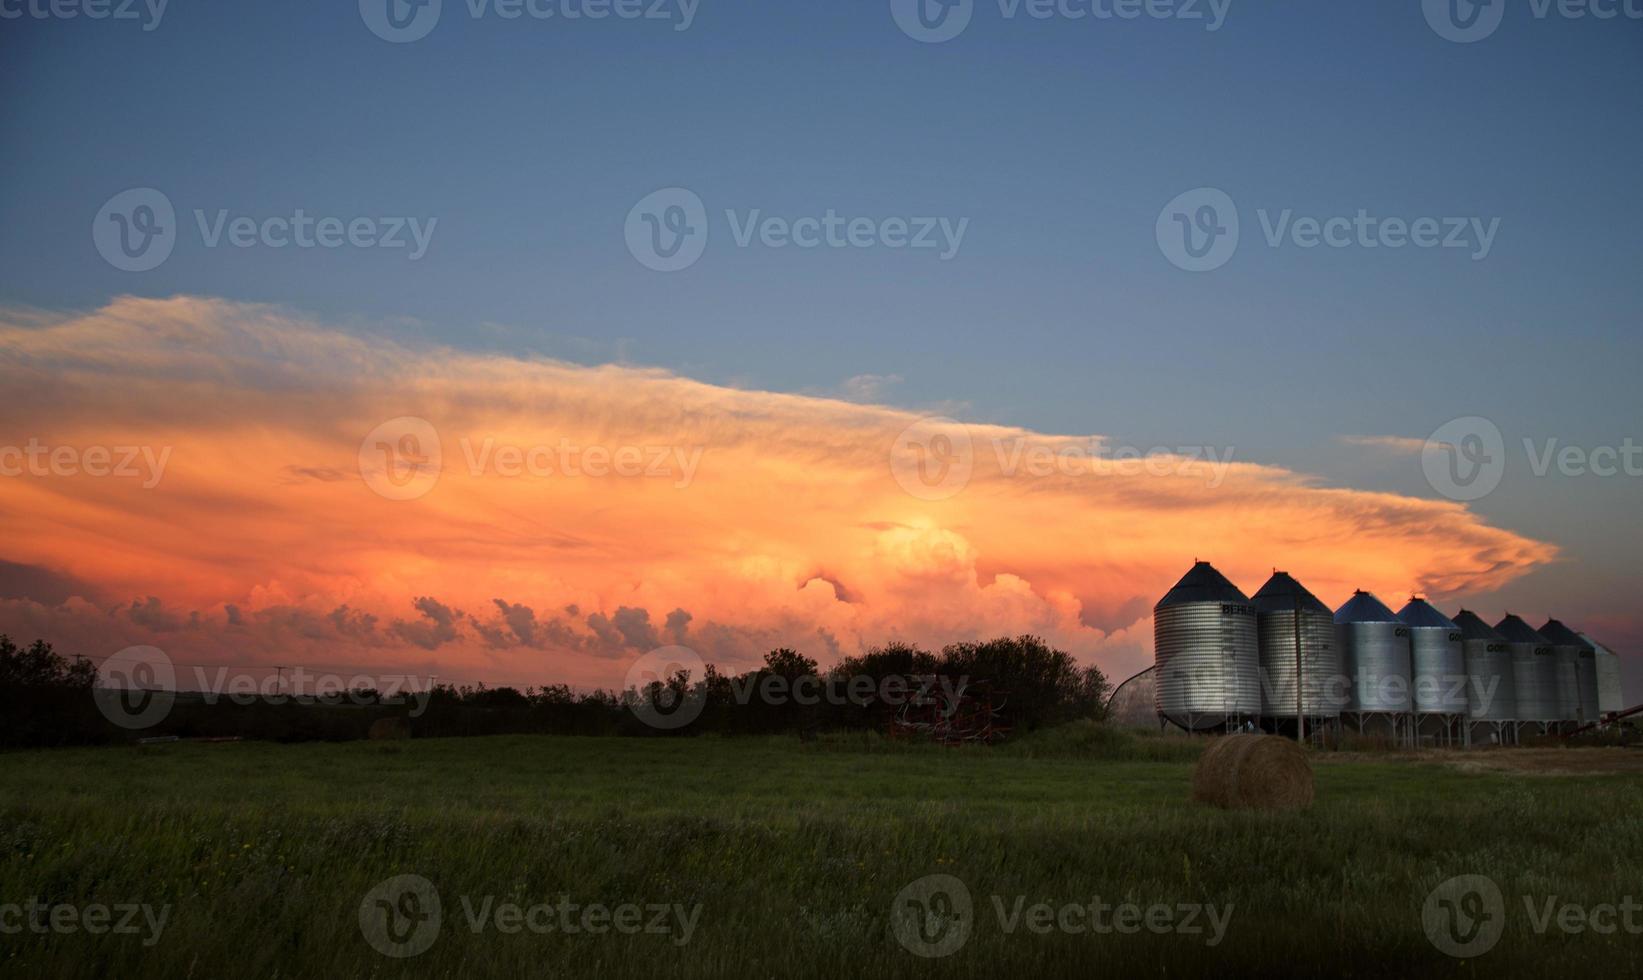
[{"xmin": 0, "ymin": 296, "xmax": 1557, "ymax": 688}]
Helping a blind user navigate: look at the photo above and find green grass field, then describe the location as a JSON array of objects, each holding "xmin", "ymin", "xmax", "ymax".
[{"xmin": 2, "ymin": 726, "xmax": 1640, "ymax": 977}]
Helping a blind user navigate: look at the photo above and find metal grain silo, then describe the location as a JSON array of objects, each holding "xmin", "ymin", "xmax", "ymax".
[
  {"xmin": 1539, "ymin": 620, "xmax": 1598, "ymax": 726},
  {"xmin": 1452, "ymin": 610, "xmax": 1516, "ymax": 744},
  {"xmin": 1252, "ymin": 572, "xmax": 1343, "ymax": 720},
  {"xmin": 1397, "ymin": 598, "xmax": 1468, "ymax": 719},
  {"xmin": 1579, "ymin": 632, "xmax": 1625, "ymax": 717},
  {"xmin": 1153, "ymin": 561, "xmax": 1261, "ymax": 730},
  {"xmin": 1495, "ymin": 615, "xmax": 1560, "ymax": 730},
  {"xmin": 1335, "ymin": 591, "xmax": 1412, "ymax": 741}
]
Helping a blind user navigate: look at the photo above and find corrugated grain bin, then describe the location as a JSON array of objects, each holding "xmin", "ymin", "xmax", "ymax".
[
  {"xmin": 1580, "ymin": 632, "xmax": 1625, "ymax": 716},
  {"xmin": 1153, "ymin": 561, "xmax": 1261, "ymax": 729},
  {"xmin": 1334, "ymin": 591, "xmax": 1412, "ymax": 713},
  {"xmin": 1251, "ymin": 572, "xmax": 1345, "ymax": 719},
  {"xmin": 1451, "ymin": 610, "xmax": 1516, "ymax": 723},
  {"xmin": 1539, "ymin": 619, "xmax": 1599, "ymax": 725},
  {"xmin": 1397, "ymin": 598, "xmax": 1468, "ymax": 716},
  {"xmin": 1495, "ymin": 615, "xmax": 1561, "ymax": 724}
]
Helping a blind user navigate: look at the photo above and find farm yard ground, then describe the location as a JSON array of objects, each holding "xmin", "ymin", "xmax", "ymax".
[{"xmin": 2, "ymin": 726, "xmax": 1640, "ymax": 978}]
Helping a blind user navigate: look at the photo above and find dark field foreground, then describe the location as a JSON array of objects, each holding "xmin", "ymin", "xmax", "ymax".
[{"xmin": 2, "ymin": 727, "xmax": 1640, "ymax": 977}]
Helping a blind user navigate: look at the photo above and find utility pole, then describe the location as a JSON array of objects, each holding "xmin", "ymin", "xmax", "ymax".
[{"xmin": 1294, "ymin": 593, "xmax": 1306, "ymax": 745}]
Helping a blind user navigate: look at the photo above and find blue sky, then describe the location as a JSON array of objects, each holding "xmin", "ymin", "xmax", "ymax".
[{"xmin": 2, "ymin": 1, "xmax": 1640, "ymax": 641}]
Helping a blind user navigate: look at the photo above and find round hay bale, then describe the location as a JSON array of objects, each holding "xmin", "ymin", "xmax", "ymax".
[
  {"xmin": 1191, "ymin": 734, "xmax": 1313, "ymax": 810},
  {"xmin": 1189, "ymin": 734, "xmax": 1240, "ymax": 804},
  {"xmin": 368, "ymin": 716, "xmax": 412, "ymax": 741}
]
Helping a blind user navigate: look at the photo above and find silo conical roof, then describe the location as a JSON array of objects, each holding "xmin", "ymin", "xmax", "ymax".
[
  {"xmin": 1495, "ymin": 614, "xmax": 1549, "ymax": 645},
  {"xmin": 1250, "ymin": 571, "xmax": 1332, "ymax": 615},
  {"xmin": 1397, "ymin": 598, "xmax": 1459, "ymax": 631},
  {"xmin": 1578, "ymin": 632, "xmax": 1615, "ymax": 657},
  {"xmin": 1452, "ymin": 609, "xmax": 1506, "ymax": 643},
  {"xmin": 1537, "ymin": 619, "xmax": 1593, "ymax": 650},
  {"xmin": 1155, "ymin": 561, "xmax": 1249, "ymax": 610},
  {"xmin": 1334, "ymin": 590, "xmax": 1401, "ymax": 625}
]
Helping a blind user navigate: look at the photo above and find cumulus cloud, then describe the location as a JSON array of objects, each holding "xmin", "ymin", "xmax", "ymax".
[
  {"xmin": 393, "ymin": 597, "xmax": 462, "ymax": 650},
  {"xmin": 0, "ymin": 296, "xmax": 1561, "ymax": 688},
  {"xmin": 126, "ymin": 596, "xmax": 187, "ymax": 632},
  {"xmin": 490, "ymin": 599, "xmax": 538, "ymax": 647}
]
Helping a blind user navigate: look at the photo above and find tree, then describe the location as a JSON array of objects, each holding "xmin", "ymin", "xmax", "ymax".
[
  {"xmin": 937, "ymin": 635, "xmax": 1107, "ymax": 730},
  {"xmin": 0, "ymin": 636, "xmax": 97, "ymax": 689},
  {"xmin": 762, "ymin": 648, "xmax": 818, "ymax": 680}
]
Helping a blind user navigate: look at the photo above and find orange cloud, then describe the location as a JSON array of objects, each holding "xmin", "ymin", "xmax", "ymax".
[{"xmin": 0, "ymin": 296, "xmax": 1558, "ymax": 689}]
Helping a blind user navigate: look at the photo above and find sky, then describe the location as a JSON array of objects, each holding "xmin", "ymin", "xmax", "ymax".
[{"xmin": 0, "ymin": 2, "xmax": 1639, "ymax": 696}]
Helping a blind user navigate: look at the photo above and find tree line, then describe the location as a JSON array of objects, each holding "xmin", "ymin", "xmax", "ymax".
[{"xmin": 0, "ymin": 633, "xmax": 1107, "ymax": 747}]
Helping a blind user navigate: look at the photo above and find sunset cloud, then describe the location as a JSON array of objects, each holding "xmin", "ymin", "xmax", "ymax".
[{"xmin": 0, "ymin": 296, "xmax": 1559, "ymax": 689}]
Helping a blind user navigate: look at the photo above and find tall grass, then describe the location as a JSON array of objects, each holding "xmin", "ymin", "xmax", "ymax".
[{"xmin": 1, "ymin": 733, "xmax": 1638, "ymax": 977}]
